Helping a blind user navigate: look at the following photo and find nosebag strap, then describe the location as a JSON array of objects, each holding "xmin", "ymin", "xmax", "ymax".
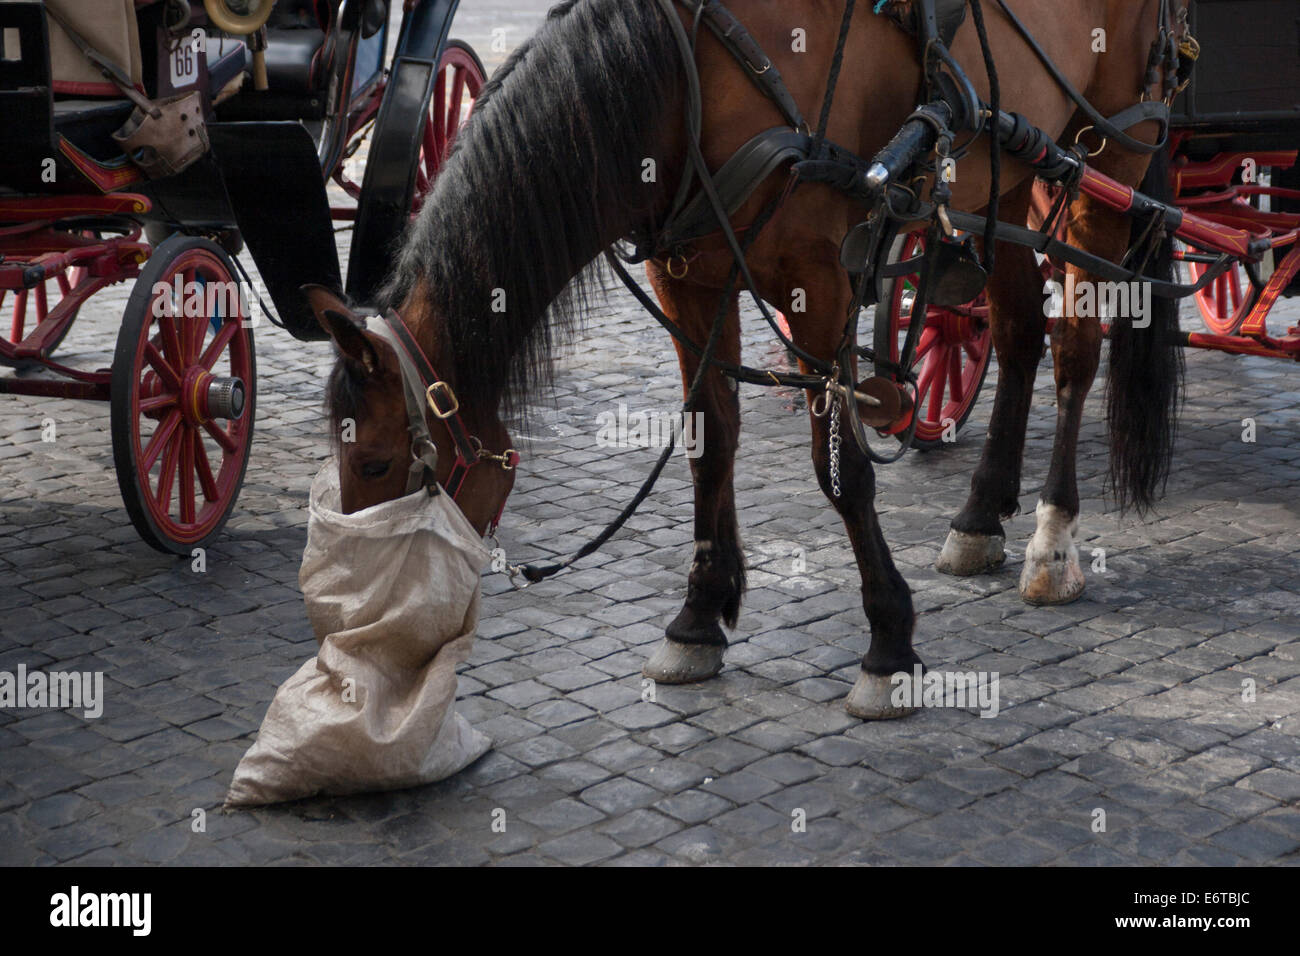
[
  {"xmin": 365, "ymin": 318, "xmax": 442, "ymax": 497},
  {"xmin": 369, "ymin": 311, "xmax": 520, "ymax": 526}
]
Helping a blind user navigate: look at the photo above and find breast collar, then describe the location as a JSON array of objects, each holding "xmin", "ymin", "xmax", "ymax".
[{"xmin": 366, "ymin": 309, "xmax": 519, "ymax": 532}]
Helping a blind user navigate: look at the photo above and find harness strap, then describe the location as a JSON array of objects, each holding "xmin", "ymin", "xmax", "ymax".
[
  {"xmin": 943, "ymin": 207, "xmax": 1236, "ymax": 298},
  {"xmin": 372, "ymin": 310, "xmax": 520, "ymax": 527},
  {"xmin": 661, "ymin": 128, "xmax": 811, "ymax": 248},
  {"xmin": 988, "ymin": 0, "xmax": 1171, "ymax": 154},
  {"xmin": 674, "ymin": 0, "xmax": 807, "ymax": 132},
  {"xmin": 366, "ymin": 319, "xmax": 441, "ymax": 497}
]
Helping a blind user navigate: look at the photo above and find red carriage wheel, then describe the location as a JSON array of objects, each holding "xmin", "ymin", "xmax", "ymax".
[
  {"xmin": 334, "ymin": 41, "xmax": 486, "ymax": 206},
  {"xmin": 875, "ymin": 232, "xmax": 992, "ymax": 451},
  {"xmin": 111, "ymin": 235, "xmax": 255, "ymax": 554},
  {"xmin": 1179, "ymin": 247, "xmax": 1251, "ymax": 335},
  {"xmin": 412, "ymin": 39, "xmax": 487, "ymax": 214}
]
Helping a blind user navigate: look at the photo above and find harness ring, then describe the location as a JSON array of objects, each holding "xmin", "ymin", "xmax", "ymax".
[{"xmin": 1074, "ymin": 125, "xmax": 1108, "ymax": 158}]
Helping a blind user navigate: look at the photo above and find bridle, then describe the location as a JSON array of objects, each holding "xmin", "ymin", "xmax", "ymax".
[{"xmin": 366, "ymin": 309, "xmax": 519, "ymax": 533}]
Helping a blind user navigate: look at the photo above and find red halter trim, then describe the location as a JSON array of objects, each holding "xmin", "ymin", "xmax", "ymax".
[{"xmin": 380, "ymin": 309, "xmax": 519, "ymax": 532}]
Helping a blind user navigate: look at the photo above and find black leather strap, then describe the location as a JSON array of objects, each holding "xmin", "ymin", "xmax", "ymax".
[
  {"xmin": 661, "ymin": 128, "xmax": 810, "ymax": 247},
  {"xmin": 878, "ymin": 0, "xmax": 969, "ymax": 47},
  {"xmin": 989, "ymin": 0, "xmax": 1171, "ymax": 154},
  {"xmin": 675, "ymin": 0, "xmax": 806, "ymax": 131}
]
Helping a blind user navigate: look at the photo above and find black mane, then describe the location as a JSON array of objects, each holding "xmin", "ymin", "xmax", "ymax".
[{"xmin": 373, "ymin": 0, "xmax": 684, "ymax": 421}]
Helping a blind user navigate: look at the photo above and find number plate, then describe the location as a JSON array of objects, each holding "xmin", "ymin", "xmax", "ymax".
[{"xmin": 168, "ymin": 38, "xmax": 199, "ymax": 89}]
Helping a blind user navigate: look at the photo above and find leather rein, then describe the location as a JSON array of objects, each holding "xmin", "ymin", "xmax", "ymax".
[{"xmin": 367, "ymin": 309, "xmax": 519, "ymax": 532}]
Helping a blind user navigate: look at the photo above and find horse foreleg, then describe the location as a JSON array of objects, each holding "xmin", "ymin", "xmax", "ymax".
[
  {"xmin": 938, "ymin": 185, "xmax": 1047, "ymax": 576},
  {"xmin": 786, "ymin": 269, "xmax": 919, "ymax": 719},
  {"xmin": 822, "ymin": 432, "xmax": 921, "ymax": 719},
  {"xmin": 642, "ymin": 272, "xmax": 744, "ymax": 684}
]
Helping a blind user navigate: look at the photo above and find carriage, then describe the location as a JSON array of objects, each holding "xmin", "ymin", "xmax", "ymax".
[
  {"xmin": 872, "ymin": 0, "xmax": 1300, "ymax": 450},
  {"xmin": 0, "ymin": 0, "xmax": 485, "ymax": 552}
]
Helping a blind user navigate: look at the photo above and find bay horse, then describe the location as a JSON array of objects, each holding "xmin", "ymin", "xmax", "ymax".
[{"xmin": 305, "ymin": 0, "xmax": 1186, "ymax": 720}]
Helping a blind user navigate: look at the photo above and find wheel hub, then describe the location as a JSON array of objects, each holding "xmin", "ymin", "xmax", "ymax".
[{"xmin": 181, "ymin": 366, "xmax": 245, "ymax": 424}]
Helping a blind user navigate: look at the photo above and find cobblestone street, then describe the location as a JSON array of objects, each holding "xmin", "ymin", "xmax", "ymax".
[{"xmin": 2, "ymin": 1, "xmax": 1300, "ymax": 867}]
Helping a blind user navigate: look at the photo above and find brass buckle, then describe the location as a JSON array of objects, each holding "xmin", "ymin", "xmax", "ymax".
[{"xmin": 426, "ymin": 381, "xmax": 459, "ymax": 419}]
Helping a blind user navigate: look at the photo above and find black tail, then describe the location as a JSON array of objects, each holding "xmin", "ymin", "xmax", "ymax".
[{"xmin": 1105, "ymin": 148, "xmax": 1184, "ymax": 514}]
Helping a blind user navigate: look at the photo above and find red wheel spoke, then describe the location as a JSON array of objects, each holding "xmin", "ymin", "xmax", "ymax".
[
  {"xmin": 144, "ymin": 341, "xmax": 181, "ymax": 391},
  {"xmin": 203, "ymin": 418, "xmax": 238, "ymax": 454},
  {"xmin": 926, "ymin": 354, "xmax": 948, "ymax": 422},
  {"xmin": 198, "ymin": 321, "xmax": 238, "ymax": 372},
  {"xmin": 948, "ymin": 347, "xmax": 964, "ymax": 404},
  {"xmin": 916, "ymin": 350, "xmax": 942, "ymax": 396},
  {"xmin": 912, "ymin": 327, "xmax": 939, "ymax": 364},
  {"xmin": 141, "ymin": 409, "xmax": 181, "ymax": 472},
  {"xmin": 189, "ymin": 312, "xmax": 209, "ymax": 365},
  {"xmin": 159, "ymin": 310, "xmax": 184, "ymax": 371},
  {"xmin": 194, "ymin": 432, "xmax": 220, "ymax": 502},
  {"xmin": 139, "ymin": 394, "xmax": 176, "ymax": 415},
  {"xmin": 432, "ymin": 71, "xmax": 448, "ymax": 163},
  {"xmin": 447, "ymin": 69, "xmax": 467, "ymax": 142},
  {"xmin": 155, "ymin": 422, "xmax": 183, "ymax": 512},
  {"xmin": 179, "ymin": 429, "xmax": 197, "ymax": 525}
]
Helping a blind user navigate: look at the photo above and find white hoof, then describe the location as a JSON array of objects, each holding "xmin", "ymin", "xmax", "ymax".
[
  {"xmin": 935, "ymin": 529, "xmax": 1006, "ymax": 576},
  {"xmin": 643, "ymin": 639, "xmax": 724, "ymax": 684},
  {"xmin": 844, "ymin": 670, "xmax": 919, "ymax": 720},
  {"xmin": 1018, "ymin": 501, "xmax": 1085, "ymax": 605}
]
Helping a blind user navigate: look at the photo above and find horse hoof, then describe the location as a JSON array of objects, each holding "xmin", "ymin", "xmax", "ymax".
[
  {"xmin": 935, "ymin": 530, "xmax": 1005, "ymax": 576},
  {"xmin": 1019, "ymin": 558, "xmax": 1085, "ymax": 605},
  {"xmin": 643, "ymin": 639, "xmax": 724, "ymax": 684},
  {"xmin": 844, "ymin": 670, "xmax": 919, "ymax": 720},
  {"xmin": 1019, "ymin": 502, "xmax": 1084, "ymax": 605}
]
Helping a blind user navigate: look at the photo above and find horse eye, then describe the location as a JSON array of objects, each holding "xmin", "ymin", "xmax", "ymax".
[{"xmin": 360, "ymin": 460, "xmax": 391, "ymax": 479}]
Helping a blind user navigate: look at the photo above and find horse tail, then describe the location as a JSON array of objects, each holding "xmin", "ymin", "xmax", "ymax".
[{"xmin": 1105, "ymin": 147, "xmax": 1185, "ymax": 514}]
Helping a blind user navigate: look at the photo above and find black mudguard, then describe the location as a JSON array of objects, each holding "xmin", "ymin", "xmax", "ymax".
[{"xmin": 208, "ymin": 121, "xmax": 340, "ymax": 342}]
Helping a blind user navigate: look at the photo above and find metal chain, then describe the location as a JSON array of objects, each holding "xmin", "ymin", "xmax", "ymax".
[{"xmin": 828, "ymin": 395, "xmax": 842, "ymax": 499}]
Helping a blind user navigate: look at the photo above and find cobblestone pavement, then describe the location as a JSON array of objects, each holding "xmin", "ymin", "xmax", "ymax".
[{"xmin": 2, "ymin": 4, "xmax": 1300, "ymax": 867}]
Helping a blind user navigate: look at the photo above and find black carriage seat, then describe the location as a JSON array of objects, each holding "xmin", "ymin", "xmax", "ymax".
[
  {"xmin": 261, "ymin": 0, "xmax": 386, "ymax": 93},
  {"xmin": 263, "ymin": 1, "xmax": 330, "ymax": 94}
]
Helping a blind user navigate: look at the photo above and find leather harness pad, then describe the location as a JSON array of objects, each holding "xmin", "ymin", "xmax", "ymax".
[{"xmin": 878, "ymin": 0, "xmax": 969, "ymax": 47}]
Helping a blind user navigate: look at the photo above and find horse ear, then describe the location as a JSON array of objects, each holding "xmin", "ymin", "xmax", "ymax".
[{"xmin": 301, "ymin": 284, "xmax": 378, "ymax": 374}]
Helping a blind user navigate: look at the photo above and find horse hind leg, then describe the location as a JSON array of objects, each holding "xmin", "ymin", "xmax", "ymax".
[
  {"xmin": 937, "ymin": 183, "xmax": 1046, "ymax": 577},
  {"xmin": 642, "ymin": 271, "xmax": 743, "ymax": 684},
  {"xmin": 1019, "ymin": 186, "xmax": 1136, "ymax": 606}
]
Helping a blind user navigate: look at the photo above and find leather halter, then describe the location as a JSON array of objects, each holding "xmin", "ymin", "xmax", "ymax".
[{"xmin": 366, "ymin": 309, "xmax": 519, "ymax": 531}]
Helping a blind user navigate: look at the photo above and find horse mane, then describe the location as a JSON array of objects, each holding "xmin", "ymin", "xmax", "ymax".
[{"xmin": 373, "ymin": 0, "xmax": 684, "ymax": 422}]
